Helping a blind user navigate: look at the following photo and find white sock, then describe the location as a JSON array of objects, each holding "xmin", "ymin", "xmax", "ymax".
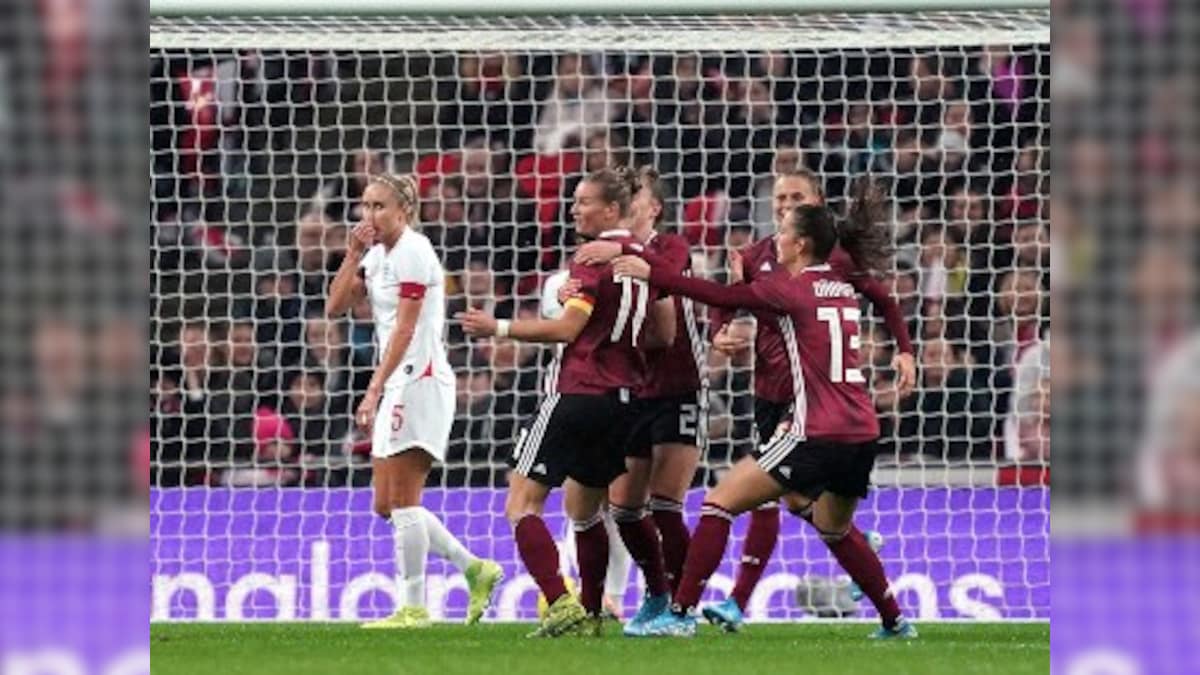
[
  {"xmin": 603, "ymin": 512, "xmax": 632, "ymax": 601},
  {"xmin": 420, "ymin": 507, "xmax": 477, "ymax": 572},
  {"xmin": 391, "ymin": 507, "xmax": 429, "ymax": 608}
]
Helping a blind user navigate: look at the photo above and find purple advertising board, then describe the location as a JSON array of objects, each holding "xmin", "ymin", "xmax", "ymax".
[
  {"xmin": 0, "ymin": 537, "xmax": 149, "ymax": 674},
  {"xmin": 1051, "ymin": 537, "xmax": 1200, "ymax": 675},
  {"xmin": 151, "ymin": 487, "xmax": 1048, "ymax": 621}
]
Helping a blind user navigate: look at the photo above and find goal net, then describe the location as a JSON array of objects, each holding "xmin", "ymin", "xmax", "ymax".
[{"xmin": 150, "ymin": 8, "xmax": 1049, "ymax": 622}]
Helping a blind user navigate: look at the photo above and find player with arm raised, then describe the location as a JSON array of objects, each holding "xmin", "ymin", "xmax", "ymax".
[
  {"xmin": 573, "ymin": 166, "xmax": 707, "ymax": 636},
  {"xmin": 612, "ymin": 202, "xmax": 916, "ymax": 640},
  {"xmin": 705, "ymin": 171, "xmax": 916, "ymax": 630},
  {"xmin": 326, "ymin": 173, "xmax": 502, "ymax": 629},
  {"xmin": 459, "ymin": 166, "xmax": 676, "ymax": 638},
  {"xmin": 578, "ymin": 169, "xmax": 916, "ymax": 629}
]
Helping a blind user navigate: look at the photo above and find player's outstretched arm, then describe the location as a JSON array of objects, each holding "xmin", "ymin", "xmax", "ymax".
[
  {"xmin": 458, "ymin": 305, "xmax": 590, "ymax": 344},
  {"xmin": 612, "ymin": 256, "xmax": 776, "ymax": 314},
  {"xmin": 573, "ymin": 240, "xmax": 625, "ymax": 266},
  {"xmin": 708, "ymin": 247, "xmax": 745, "ymax": 346},
  {"xmin": 575, "ymin": 239, "xmax": 684, "ymax": 270},
  {"xmin": 573, "ymin": 239, "xmax": 681, "ymax": 266}
]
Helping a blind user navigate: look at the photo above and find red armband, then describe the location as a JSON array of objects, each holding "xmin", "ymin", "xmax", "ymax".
[{"xmin": 398, "ymin": 282, "xmax": 427, "ymax": 300}]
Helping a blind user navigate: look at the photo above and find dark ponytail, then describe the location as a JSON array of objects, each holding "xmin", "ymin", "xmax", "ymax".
[
  {"xmin": 837, "ymin": 177, "xmax": 892, "ymax": 275},
  {"xmin": 788, "ymin": 178, "xmax": 891, "ymax": 274}
]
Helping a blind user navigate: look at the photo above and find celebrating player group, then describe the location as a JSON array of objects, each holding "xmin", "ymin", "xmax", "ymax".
[{"xmin": 339, "ymin": 158, "xmax": 918, "ymax": 639}]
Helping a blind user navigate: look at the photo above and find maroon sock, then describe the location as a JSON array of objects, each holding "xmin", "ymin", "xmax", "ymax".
[
  {"xmin": 824, "ymin": 527, "xmax": 902, "ymax": 628},
  {"xmin": 650, "ymin": 495, "xmax": 690, "ymax": 594},
  {"xmin": 514, "ymin": 515, "xmax": 568, "ymax": 605},
  {"xmin": 673, "ymin": 504, "xmax": 734, "ymax": 612},
  {"xmin": 730, "ymin": 504, "xmax": 780, "ymax": 611},
  {"xmin": 573, "ymin": 515, "xmax": 609, "ymax": 615},
  {"xmin": 789, "ymin": 505, "xmax": 877, "ymax": 593},
  {"xmin": 612, "ymin": 506, "xmax": 670, "ymax": 596}
]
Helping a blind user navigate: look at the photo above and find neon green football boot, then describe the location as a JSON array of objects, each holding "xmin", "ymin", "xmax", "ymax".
[
  {"xmin": 464, "ymin": 559, "xmax": 504, "ymax": 625},
  {"xmin": 571, "ymin": 614, "xmax": 605, "ymax": 638},
  {"xmin": 526, "ymin": 593, "xmax": 587, "ymax": 638},
  {"xmin": 360, "ymin": 606, "xmax": 432, "ymax": 630}
]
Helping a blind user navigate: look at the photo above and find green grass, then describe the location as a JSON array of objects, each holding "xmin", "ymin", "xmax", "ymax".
[{"xmin": 151, "ymin": 621, "xmax": 1048, "ymax": 675}]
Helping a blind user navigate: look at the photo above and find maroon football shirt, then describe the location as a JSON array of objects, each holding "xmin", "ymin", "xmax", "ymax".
[
  {"xmin": 554, "ymin": 229, "xmax": 651, "ymax": 396},
  {"xmin": 650, "ymin": 262, "xmax": 879, "ymax": 442},
  {"xmin": 828, "ymin": 247, "xmax": 914, "ymax": 355},
  {"xmin": 714, "ymin": 237, "xmax": 914, "ymax": 404},
  {"xmin": 637, "ymin": 231, "xmax": 703, "ymax": 399},
  {"xmin": 738, "ymin": 235, "xmax": 793, "ymax": 403}
]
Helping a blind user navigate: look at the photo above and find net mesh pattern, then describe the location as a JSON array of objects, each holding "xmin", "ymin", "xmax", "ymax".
[{"xmin": 150, "ymin": 11, "xmax": 1049, "ymax": 621}]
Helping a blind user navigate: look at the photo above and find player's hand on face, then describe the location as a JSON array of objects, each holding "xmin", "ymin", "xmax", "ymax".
[
  {"xmin": 574, "ymin": 240, "xmax": 623, "ymax": 266},
  {"xmin": 612, "ymin": 255, "xmax": 651, "ymax": 281},
  {"xmin": 356, "ymin": 389, "xmax": 380, "ymax": 432},
  {"xmin": 728, "ymin": 248, "xmax": 745, "ymax": 284},
  {"xmin": 712, "ymin": 323, "xmax": 751, "ymax": 356},
  {"xmin": 891, "ymin": 352, "xmax": 917, "ymax": 399},
  {"xmin": 456, "ymin": 307, "xmax": 498, "ymax": 337},
  {"xmin": 556, "ymin": 278, "xmax": 583, "ymax": 305},
  {"xmin": 348, "ymin": 220, "xmax": 376, "ymax": 256}
]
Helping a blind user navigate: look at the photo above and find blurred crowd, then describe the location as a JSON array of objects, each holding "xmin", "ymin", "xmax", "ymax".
[
  {"xmin": 1053, "ymin": 0, "xmax": 1200, "ymax": 514},
  {"xmin": 0, "ymin": 0, "xmax": 146, "ymax": 530},
  {"xmin": 150, "ymin": 46, "xmax": 1049, "ymax": 488}
]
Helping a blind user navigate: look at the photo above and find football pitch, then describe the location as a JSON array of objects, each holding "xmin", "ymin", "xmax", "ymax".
[{"xmin": 151, "ymin": 621, "xmax": 1048, "ymax": 675}]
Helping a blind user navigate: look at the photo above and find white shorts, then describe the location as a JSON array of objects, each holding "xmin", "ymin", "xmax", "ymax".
[{"xmin": 371, "ymin": 378, "xmax": 455, "ymax": 461}]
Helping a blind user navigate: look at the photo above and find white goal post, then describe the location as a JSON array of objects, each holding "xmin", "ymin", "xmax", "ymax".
[{"xmin": 150, "ymin": 0, "xmax": 1049, "ymax": 622}]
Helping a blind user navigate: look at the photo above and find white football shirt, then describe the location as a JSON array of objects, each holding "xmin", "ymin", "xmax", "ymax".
[{"xmin": 360, "ymin": 227, "xmax": 453, "ymax": 390}]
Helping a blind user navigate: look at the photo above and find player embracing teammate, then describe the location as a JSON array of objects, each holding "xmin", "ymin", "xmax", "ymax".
[
  {"xmin": 576, "ymin": 168, "xmax": 916, "ymax": 637},
  {"xmin": 572, "ymin": 167, "xmax": 709, "ymax": 636},
  {"xmin": 464, "ymin": 162, "xmax": 915, "ymax": 639},
  {"xmin": 460, "ymin": 166, "xmax": 678, "ymax": 637},
  {"xmin": 611, "ymin": 181, "xmax": 917, "ymax": 639},
  {"xmin": 702, "ymin": 170, "xmax": 917, "ymax": 632}
]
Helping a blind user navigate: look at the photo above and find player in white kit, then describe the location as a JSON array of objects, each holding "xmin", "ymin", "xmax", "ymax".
[{"xmin": 326, "ymin": 172, "xmax": 502, "ymax": 629}]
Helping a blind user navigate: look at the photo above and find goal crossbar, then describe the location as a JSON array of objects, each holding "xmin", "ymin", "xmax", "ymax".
[
  {"xmin": 150, "ymin": 0, "xmax": 1049, "ymax": 18},
  {"xmin": 150, "ymin": 10, "xmax": 1050, "ymax": 51}
]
